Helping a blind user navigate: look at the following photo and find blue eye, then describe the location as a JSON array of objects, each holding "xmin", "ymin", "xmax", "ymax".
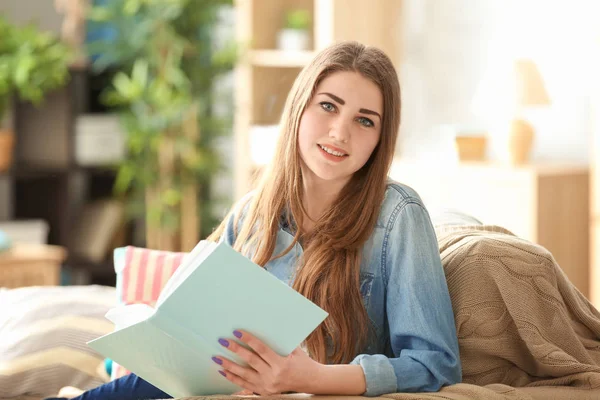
[
  {"xmin": 357, "ymin": 117, "xmax": 374, "ymax": 128},
  {"xmin": 319, "ymin": 102, "xmax": 335, "ymax": 112}
]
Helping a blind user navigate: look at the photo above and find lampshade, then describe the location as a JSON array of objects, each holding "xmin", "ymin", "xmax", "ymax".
[{"xmin": 513, "ymin": 59, "xmax": 551, "ymax": 106}]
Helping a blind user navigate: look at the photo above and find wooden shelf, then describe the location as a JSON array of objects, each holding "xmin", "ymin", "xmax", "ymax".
[
  {"xmin": 10, "ymin": 165, "xmax": 70, "ymax": 179},
  {"xmin": 0, "ymin": 164, "xmax": 118, "ymax": 179},
  {"xmin": 249, "ymin": 50, "xmax": 316, "ymax": 67}
]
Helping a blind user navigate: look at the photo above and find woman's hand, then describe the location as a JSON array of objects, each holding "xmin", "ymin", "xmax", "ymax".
[{"xmin": 212, "ymin": 330, "xmax": 323, "ymax": 396}]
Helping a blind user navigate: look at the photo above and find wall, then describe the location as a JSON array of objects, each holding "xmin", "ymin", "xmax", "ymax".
[
  {"xmin": 399, "ymin": 0, "xmax": 599, "ymax": 164},
  {"xmin": 0, "ymin": 0, "xmax": 63, "ymax": 34}
]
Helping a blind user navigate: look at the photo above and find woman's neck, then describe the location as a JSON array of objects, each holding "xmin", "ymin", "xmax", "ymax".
[{"xmin": 301, "ymin": 175, "xmax": 347, "ymax": 233}]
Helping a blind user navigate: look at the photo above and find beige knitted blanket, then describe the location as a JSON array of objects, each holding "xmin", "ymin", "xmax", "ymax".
[{"xmin": 174, "ymin": 225, "xmax": 600, "ymax": 400}]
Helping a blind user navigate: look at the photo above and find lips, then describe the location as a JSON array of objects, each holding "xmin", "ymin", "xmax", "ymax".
[{"xmin": 318, "ymin": 144, "xmax": 349, "ymax": 156}]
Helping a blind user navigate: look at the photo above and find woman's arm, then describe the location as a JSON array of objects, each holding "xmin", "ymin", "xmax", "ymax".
[
  {"xmin": 350, "ymin": 200, "xmax": 462, "ymax": 396},
  {"xmin": 308, "ymin": 364, "xmax": 366, "ymax": 395}
]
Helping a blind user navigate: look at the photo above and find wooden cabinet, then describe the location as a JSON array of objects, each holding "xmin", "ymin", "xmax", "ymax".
[
  {"xmin": 389, "ymin": 161, "xmax": 590, "ymax": 298},
  {"xmin": 0, "ymin": 244, "xmax": 66, "ymax": 288},
  {"xmin": 233, "ymin": 0, "xmax": 403, "ymax": 199},
  {"xmin": 591, "ymin": 224, "xmax": 600, "ymax": 307},
  {"xmin": 591, "ymin": 73, "xmax": 600, "ymax": 308}
]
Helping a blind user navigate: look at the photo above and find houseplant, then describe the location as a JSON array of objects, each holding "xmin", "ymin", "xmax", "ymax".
[
  {"xmin": 0, "ymin": 16, "xmax": 72, "ymax": 171},
  {"xmin": 87, "ymin": 0, "xmax": 235, "ymax": 251},
  {"xmin": 277, "ymin": 8, "xmax": 311, "ymax": 51}
]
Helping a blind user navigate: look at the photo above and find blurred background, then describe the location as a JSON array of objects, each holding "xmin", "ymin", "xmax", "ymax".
[{"xmin": 0, "ymin": 0, "xmax": 599, "ymax": 307}]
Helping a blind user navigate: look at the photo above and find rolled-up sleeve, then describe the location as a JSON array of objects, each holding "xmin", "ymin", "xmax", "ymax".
[{"xmin": 351, "ymin": 201, "xmax": 461, "ymax": 396}]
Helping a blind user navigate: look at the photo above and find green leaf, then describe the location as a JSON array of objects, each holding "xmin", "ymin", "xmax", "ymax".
[
  {"xmin": 166, "ymin": 66, "xmax": 188, "ymax": 87},
  {"xmin": 284, "ymin": 9, "xmax": 311, "ymax": 30},
  {"xmin": 100, "ymin": 90, "xmax": 127, "ymax": 106},
  {"xmin": 88, "ymin": 6, "xmax": 114, "ymax": 22},
  {"xmin": 128, "ymin": 131, "xmax": 147, "ymax": 155},
  {"xmin": 112, "ymin": 71, "xmax": 140, "ymax": 100},
  {"xmin": 115, "ymin": 164, "xmax": 135, "ymax": 193},
  {"xmin": 124, "ymin": 0, "xmax": 142, "ymax": 15},
  {"xmin": 13, "ymin": 55, "xmax": 34, "ymax": 88},
  {"xmin": 131, "ymin": 59, "xmax": 149, "ymax": 88},
  {"xmin": 147, "ymin": 206, "xmax": 162, "ymax": 226},
  {"xmin": 162, "ymin": 188, "xmax": 181, "ymax": 206},
  {"xmin": 112, "ymin": 72, "xmax": 131, "ymax": 94}
]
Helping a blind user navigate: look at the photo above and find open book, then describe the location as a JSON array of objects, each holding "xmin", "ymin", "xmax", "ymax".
[{"xmin": 87, "ymin": 241, "xmax": 328, "ymax": 398}]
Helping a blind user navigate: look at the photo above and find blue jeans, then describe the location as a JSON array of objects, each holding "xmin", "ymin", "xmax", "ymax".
[{"xmin": 45, "ymin": 374, "xmax": 171, "ymax": 400}]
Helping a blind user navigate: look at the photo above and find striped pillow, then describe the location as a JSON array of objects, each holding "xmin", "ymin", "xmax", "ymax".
[
  {"xmin": 115, "ymin": 246, "xmax": 186, "ymax": 307},
  {"xmin": 110, "ymin": 246, "xmax": 186, "ymax": 379},
  {"xmin": 0, "ymin": 285, "xmax": 116, "ymax": 398}
]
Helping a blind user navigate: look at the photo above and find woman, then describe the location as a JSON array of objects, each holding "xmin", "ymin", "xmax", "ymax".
[{"xmin": 49, "ymin": 41, "xmax": 461, "ymax": 400}]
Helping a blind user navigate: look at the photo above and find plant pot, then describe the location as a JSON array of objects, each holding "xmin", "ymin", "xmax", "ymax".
[
  {"xmin": 277, "ymin": 29, "xmax": 310, "ymax": 51},
  {"xmin": 454, "ymin": 135, "xmax": 487, "ymax": 162},
  {"xmin": 0, "ymin": 129, "xmax": 15, "ymax": 172}
]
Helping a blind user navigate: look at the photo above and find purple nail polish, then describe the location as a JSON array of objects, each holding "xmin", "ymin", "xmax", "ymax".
[
  {"xmin": 218, "ymin": 338, "xmax": 229, "ymax": 347},
  {"xmin": 219, "ymin": 370, "xmax": 226, "ymax": 377},
  {"xmin": 233, "ymin": 330, "xmax": 242, "ymax": 338},
  {"xmin": 211, "ymin": 357, "xmax": 222, "ymax": 365}
]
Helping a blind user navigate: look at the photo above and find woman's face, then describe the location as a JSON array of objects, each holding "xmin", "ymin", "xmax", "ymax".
[{"xmin": 298, "ymin": 71, "xmax": 383, "ymax": 186}]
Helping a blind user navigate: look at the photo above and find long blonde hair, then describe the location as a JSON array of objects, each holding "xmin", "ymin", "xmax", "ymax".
[{"xmin": 209, "ymin": 41, "xmax": 401, "ymax": 364}]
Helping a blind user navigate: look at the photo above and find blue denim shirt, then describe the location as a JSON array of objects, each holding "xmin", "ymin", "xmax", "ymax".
[{"xmin": 221, "ymin": 181, "xmax": 461, "ymax": 396}]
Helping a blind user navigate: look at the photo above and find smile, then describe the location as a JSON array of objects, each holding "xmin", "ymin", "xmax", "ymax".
[{"xmin": 318, "ymin": 144, "xmax": 348, "ymax": 157}]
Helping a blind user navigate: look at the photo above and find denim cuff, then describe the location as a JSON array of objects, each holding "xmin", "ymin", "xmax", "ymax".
[{"xmin": 350, "ymin": 354, "xmax": 397, "ymax": 396}]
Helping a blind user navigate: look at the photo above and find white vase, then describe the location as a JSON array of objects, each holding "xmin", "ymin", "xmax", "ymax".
[{"xmin": 277, "ymin": 29, "xmax": 310, "ymax": 51}]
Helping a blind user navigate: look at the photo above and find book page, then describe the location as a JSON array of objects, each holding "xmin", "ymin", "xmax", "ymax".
[
  {"xmin": 87, "ymin": 314, "xmax": 240, "ymax": 397},
  {"xmin": 156, "ymin": 240, "xmax": 216, "ymax": 307},
  {"xmin": 105, "ymin": 303, "xmax": 155, "ymax": 331}
]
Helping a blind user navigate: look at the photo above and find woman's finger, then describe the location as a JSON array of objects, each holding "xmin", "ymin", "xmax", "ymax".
[
  {"xmin": 219, "ymin": 369, "xmax": 261, "ymax": 396},
  {"xmin": 212, "ymin": 355, "xmax": 258, "ymax": 383},
  {"xmin": 231, "ymin": 330, "xmax": 280, "ymax": 366},
  {"xmin": 218, "ymin": 337, "xmax": 270, "ymax": 373}
]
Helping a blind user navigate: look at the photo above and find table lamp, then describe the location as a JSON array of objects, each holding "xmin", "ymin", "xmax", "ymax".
[
  {"xmin": 509, "ymin": 59, "xmax": 551, "ymax": 164},
  {"xmin": 471, "ymin": 58, "xmax": 551, "ymax": 165}
]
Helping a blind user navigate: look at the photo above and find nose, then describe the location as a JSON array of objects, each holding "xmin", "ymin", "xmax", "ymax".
[{"xmin": 329, "ymin": 119, "xmax": 350, "ymax": 144}]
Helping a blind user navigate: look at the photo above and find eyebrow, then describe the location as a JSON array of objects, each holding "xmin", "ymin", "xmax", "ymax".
[{"xmin": 319, "ymin": 92, "xmax": 382, "ymax": 120}]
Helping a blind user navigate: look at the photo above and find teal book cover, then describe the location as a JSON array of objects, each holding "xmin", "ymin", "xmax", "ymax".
[{"xmin": 88, "ymin": 241, "xmax": 328, "ymax": 398}]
